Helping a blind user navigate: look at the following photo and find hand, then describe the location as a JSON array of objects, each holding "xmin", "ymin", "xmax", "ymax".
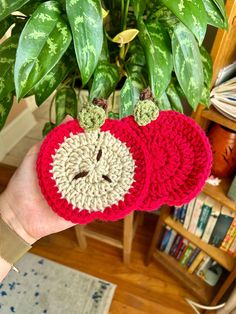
[{"xmin": 0, "ymin": 116, "xmax": 75, "ymax": 245}]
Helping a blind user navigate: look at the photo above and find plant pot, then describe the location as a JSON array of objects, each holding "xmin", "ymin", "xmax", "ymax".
[{"xmin": 207, "ymin": 124, "xmax": 236, "ymax": 178}]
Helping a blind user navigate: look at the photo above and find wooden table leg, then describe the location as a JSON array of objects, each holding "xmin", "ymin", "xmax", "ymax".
[
  {"xmin": 123, "ymin": 212, "xmax": 134, "ymax": 265},
  {"xmin": 74, "ymin": 225, "xmax": 87, "ymax": 250}
]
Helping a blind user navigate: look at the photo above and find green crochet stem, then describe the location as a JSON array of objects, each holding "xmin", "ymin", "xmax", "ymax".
[
  {"xmin": 134, "ymin": 100, "xmax": 159, "ymax": 126},
  {"xmin": 78, "ymin": 104, "xmax": 106, "ymax": 131}
]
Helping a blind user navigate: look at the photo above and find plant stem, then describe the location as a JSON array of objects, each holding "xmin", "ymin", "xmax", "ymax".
[{"xmin": 122, "ymin": 0, "xmax": 130, "ymax": 31}]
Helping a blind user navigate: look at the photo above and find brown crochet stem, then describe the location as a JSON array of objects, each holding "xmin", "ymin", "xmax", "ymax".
[
  {"xmin": 139, "ymin": 88, "xmax": 155, "ymax": 102},
  {"xmin": 92, "ymin": 98, "xmax": 108, "ymax": 111}
]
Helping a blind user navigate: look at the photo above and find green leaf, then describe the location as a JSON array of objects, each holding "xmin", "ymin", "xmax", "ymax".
[
  {"xmin": 112, "ymin": 29, "xmax": 139, "ymax": 45},
  {"xmin": 55, "ymin": 87, "xmax": 77, "ymax": 124},
  {"xmin": 0, "ymin": 0, "xmax": 30, "ymax": 21},
  {"xmin": 203, "ymin": 0, "xmax": 228, "ymax": 29},
  {"xmin": 89, "ymin": 61, "xmax": 120, "ymax": 100},
  {"xmin": 138, "ymin": 19, "xmax": 172, "ymax": 98},
  {"xmin": 200, "ymin": 85, "xmax": 210, "ymax": 107},
  {"xmin": 172, "ymin": 23, "xmax": 204, "ymax": 109},
  {"xmin": 166, "ymin": 81, "xmax": 183, "ymax": 113},
  {"xmin": 32, "ymin": 54, "xmax": 73, "ymax": 106},
  {"xmin": 120, "ymin": 65, "xmax": 146, "ymax": 118},
  {"xmin": 0, "ymin": 15, "xmax": 15, "ymax": 39},
  {"xmin": 0, "ymin": 92, "xmax": 14, "ymax": 130},
  {"xmin": 19, "ymin": 1, "xmax": 43, "ymax": 16},
  {"xmin": 66, "ymin": 0, "xmax": 103, "ymax": 85},
  {"xmin": 14, "ymin": 1, "xmax": 72, "ymax": 100},
  {"xmin": 158, "ymin": 92, "xmax": 171, "ymax": 111},
  {"xmin": 213, "ymin": 0, "xmax": 228, "ymax": 27},
  {"xmin": 161, "ymin": 0, "xmax": 207, "ymax": 44},
  {"xmin": 128, "ymin": 41, "xmax": 146, "ymax": 66},
  {"xmin": 200, "ymin": 46, "xmax": 213, "ymax": 88},
  {"xmin": 131, "ymin": 0, "xmax": 146, "ymax": 19},
  {"xmin": 0, "ymin": 35, "xmax": 19, "ymax": 101},
  {"xmin": 42, "ymin": 121, "xmax": 55, "ymax": 137}
]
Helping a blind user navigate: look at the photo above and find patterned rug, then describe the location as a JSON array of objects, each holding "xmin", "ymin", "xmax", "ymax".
[{"xmin": 0, "ymin": 253, "xmax": 116, "ymax": 314}]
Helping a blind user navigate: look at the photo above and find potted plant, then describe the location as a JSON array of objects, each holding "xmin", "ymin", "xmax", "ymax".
[{"xmin": 0, "ymin": 0, "xmax": 228, "ymax": 135}]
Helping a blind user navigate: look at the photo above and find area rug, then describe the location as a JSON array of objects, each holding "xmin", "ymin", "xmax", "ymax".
[{"xmin": 0, "ymin": 253, "xmax": 116, "ymax": 314}]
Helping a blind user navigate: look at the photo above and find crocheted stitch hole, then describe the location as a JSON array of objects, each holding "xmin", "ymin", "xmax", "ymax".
[{"xmin": 37, "ymin": 119, "xmax": 151, "ymax": 224}]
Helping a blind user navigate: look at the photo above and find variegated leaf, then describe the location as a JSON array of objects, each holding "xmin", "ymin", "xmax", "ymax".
[
  {"xmin": 213, "ymin": 0, "xmax": 228, "ymax": 25},
  {"xmin": 0, "ymin": 0, "xmax": 30, "ymax": 21},
  {"xmin": 0, "ymin": 35, "xmax": 18, "ymax": 101},
  {"xmin": 166, "ymin": 81, "xmax": 183, "ymax": 113},
  {"xmin": 19, "ymin": 1, "xmax": 43, "ymax": 16},
  {"xmin": 158, "ymin": 92, "xmax": 171, "ymax": 111},
  {"xmin": 120, "ymin": 65, "xmax": 146, "ymax": 118},
  {"xmin": 138, "ymin": 19, "xmax": 172, "ymax": 98},
  {"xmin": 14, "ymin": 1, "xmax": 72, "ymax": 100},
  {"xmin": 200, "ymin": 85, "xmax": 210, "ymax": 107},
  {"xmin": 55, "ymin": 87, "xmax": 77, "ymax": 124},
  {"xmin": 203, "ymin": 0, "xmax": 228, "ymax": 29},
  {"xmin": 0, "ymin": 92, "xmax": 14, "ymax": 130},
  {"xmin": 161, "ymin": 0, "xmax": 207, "ymax": 44},
  {"xmin": 172, "ymin": 23, "xmax": 204, "ymax": 109},
  {"xmin": 89, "ymin": 61, "xmax": 120, "ymax": 100},
  {"xmin": 128, "ymin": 41, "xmax": 146, "ymax": 66},
  {"xmin": 131, "ymin": 0, "xmax": 146, "ymax": 19},
  {"xmin": 0, "ymin": 15, "xmax": 15, "ymax": 39},
  {"xmin": 32, "ymin": 55, "xmax": 72, "ymax": 106},
  {"xmin": 66, "ymin": 0, "xmax": 103, "ymax": 85},
  {"xmin": 200, "ymin": 46, "xmax": 213, "ymax": 88}
]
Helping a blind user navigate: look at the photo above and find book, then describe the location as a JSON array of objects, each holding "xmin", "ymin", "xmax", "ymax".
[
  {"xmin": 201, "ymin": 200, "xmax": 221, "ymax": 243},
  {"xmin": 164, "ymin": 229, "xmax": 177, "ymax": 254},
  {"xmin": 170, "ymin": 235, "xmax": 183, "ymax": 256},
  {"xmin": 220, "ymin": 217, "xmax": 236, "ymax": 251},
  {"xmin": 188, "ymin": 193, "xmax": 206, "ymax": 234},
  {"xmin": 210, "ymin": 76, "xmax": 236, "ymax": 121},
  {"xmin": 179, "ymin": 205, "xmax": 188, "ymax": 224},
  {"xmin": 196, "ymin": 255, "xmax": 212, "ymax": 277},
  {"xmin": 176, "ymin": 239, "xmax": 188, "ymax": 260},
  {"xmin": 183, "ymin": 199, "xmax": 196, "ymax": 230},
  {"xmin": 179, "ymin": 243, "xmax": 194, "ymax": 267},
  {"xmin": 187, "ymin": 251, "xmax": 205, "ymax": 274},
  {"xmin": 173, "ymin": 206, "xmax": 182, "ymax": 221},
  {"xmin": 186, "ymin": 247, "xmax": 201, "ymax": 268},
  {"xmin": 215, "ymin": 61, "xmax": 236, "ymax": 86},
  {"xmin": 209, "ymin": 206, "xmax": 235, "ymax": 247},
  {"xmin": 159, "ymin": 226, "xmax": 172, "ymax": 251},
  {"xmin": 228, "ymin": 237, "xmax": 236, "ymax": 256},
  {"xmin": 195, "ymin": 197, "xmax": 214, "ymax": 238},
  {"xmin": 197, "ymin": 260, "xmax": 223, "ymax": 286}
]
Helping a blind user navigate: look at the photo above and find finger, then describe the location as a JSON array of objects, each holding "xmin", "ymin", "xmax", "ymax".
[{"xmin": 26, "ymin": 141, "xmax": 42, "ymax": 157}]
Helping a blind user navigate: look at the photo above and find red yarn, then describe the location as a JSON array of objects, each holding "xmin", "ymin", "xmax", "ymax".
[{"xmin": 36, "ymin": 111, "xmax": 212, "ymax": 223}]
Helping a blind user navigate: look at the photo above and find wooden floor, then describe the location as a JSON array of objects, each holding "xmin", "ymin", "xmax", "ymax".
[{"xmin": 31, "ymin": 214, "xmax": 197, "ymax": 314}]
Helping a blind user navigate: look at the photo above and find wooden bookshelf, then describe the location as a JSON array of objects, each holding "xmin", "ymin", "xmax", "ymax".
[
  {"xmin": 164, "ymin": 216, "xmax": 235, "ymax": 272},
  {"xmin": 153, "ymin": 250, "xmax": 217, "ymax": 304},
  {"xmin": 147, "ymin": 0, "xmax": 236, "ymax": 308},
  {"xmin": 203, "ymin": 178, "xmax": 236, "ymax": 212},
  {"xmin": 201, "ymin": 109, "xmax": 236, "ymax": 132}
]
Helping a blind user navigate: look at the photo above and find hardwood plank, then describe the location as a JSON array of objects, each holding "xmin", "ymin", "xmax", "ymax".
[
  {"xmin": 201, "ymin": 109, "xmax": 236, "ymax": 132},
  {"xmin": 164, "ymin": 216, "xmax": 236, "ymax": 272}
]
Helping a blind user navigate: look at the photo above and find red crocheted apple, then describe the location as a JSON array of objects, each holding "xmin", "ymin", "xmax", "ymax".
[{"xmin": 37, "ymin": 118, "xmax": 151, "ymax": 224}]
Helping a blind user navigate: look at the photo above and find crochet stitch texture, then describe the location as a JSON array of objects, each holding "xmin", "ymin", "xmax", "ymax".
[{"xmin": 37, "ymin": 111, "xmax": 212, "ymax": 224}]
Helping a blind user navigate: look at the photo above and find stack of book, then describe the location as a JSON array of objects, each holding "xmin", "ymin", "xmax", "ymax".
[
  {"xmin": 173, "ymin": 193, "xmax": 236, "ymax": 256},
  {"xmin": 159, "ymin": 227, "xmax": 224, "ymax": 286}
]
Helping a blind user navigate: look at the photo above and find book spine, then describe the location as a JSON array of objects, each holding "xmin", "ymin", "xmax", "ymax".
[
  {"xmin": 173, "ymin": 206, "xmax": 181, "ymax": 221},
  {"xmin": 159, "ymin": 227, "xmax": 171, "ymax": 251},
  {"xmin": 179, "ymin": 205, "xmax": 187, "ymax": 224},
  {"xmin": 164, "ymin": 230, "xmax": 177, "ymax": 254},
  {"xmin": 180, "ymin": 244, "xmax": 193, "ymax": 266},
  {"xmin": 183, "ymin": 200, "xmax": 195, "ymax": 230},
  {"xmin": 196, "ymin": 256, "xmax": 212, "ymax": 279},
  {"xmin": 187, "ymin": 251, "xmax": 205, "ymax": 274},
  {"xmin": 176, "ymin": 241, "xmax": 188, "ymax": 260},
  {"xmin": 201, "ymin": 215, "xmax": 218, "ymax": 243},
  {"xmin": 169, "ymin": 235, "xmax": 182, "ymax": 256},
  {"xmin": 220, "ymin": 218, "xmax": 236, "ymax": 251},
  {"xmin": 228, "ymin": 237, "xmax": 236, "ymax": 256},
  {"xmin": 195, "ymin": 204, "xmax": 212, "ymax": 238},
  {"xmin": 188, "ymin": 199, "xmax": 203, "ymax": 234},
  {"xmin": 186, "ymin": 247, "xmax": 201, "ymax": 268}
]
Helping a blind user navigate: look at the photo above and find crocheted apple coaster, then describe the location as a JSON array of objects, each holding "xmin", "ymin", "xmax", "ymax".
[
  {"xmin": 123, "ymin": 111, "xmax": 212, "ymax": 210},
  {"xmin": 36, "ymin": 119, "xmax": 151, "ymax": 224}
]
